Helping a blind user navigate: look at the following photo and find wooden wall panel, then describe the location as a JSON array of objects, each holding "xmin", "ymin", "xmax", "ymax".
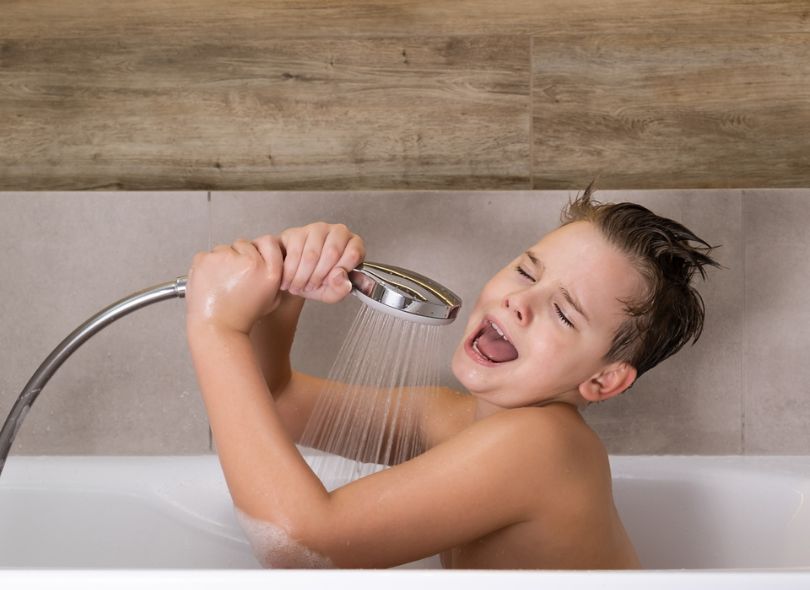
[
  {"xmin": 532, "ymin": 34, "xmax": 810, "ymax": 189},
  {"xmin": 1, "ymin": 1, "xmax": 808, "ymax": 190},
  {"xmin": 4, "ymin": 1, "xmax": 808, "ymax": 38},
  {"xmin": 0, "ymin": 36, "xmax": 530, "ymax": 189}
]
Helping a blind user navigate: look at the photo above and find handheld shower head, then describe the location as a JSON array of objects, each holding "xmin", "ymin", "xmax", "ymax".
[{"xmin": 348, "ymin": 262, "xmax": 461, "ymax": 325}]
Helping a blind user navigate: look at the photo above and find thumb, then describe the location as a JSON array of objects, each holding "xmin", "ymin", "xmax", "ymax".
[{"xmin": 323, "ymin": 267, "xmax": 353, "ymax": 303}]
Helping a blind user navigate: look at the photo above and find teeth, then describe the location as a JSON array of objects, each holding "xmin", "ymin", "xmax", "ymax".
[{"xmin": 490, "ymin": 320, "xmax": 508, "ymax": 341}]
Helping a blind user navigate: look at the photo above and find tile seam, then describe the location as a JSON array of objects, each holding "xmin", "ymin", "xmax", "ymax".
[
  {"xmin": 207, "ymin": 189, "xmax": 214, "ymax": 452},
  {"xmin": 528, "ymin": 35, "xmax": 534, "ymax": 189},
  {"xmin": 740, "ymin": 189, "xmax": 746, "ymax": 454}
]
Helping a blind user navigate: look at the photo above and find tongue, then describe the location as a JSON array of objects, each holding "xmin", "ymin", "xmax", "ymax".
[{"xmin": 476, "ymin": 323, "xmax": 518, "ymax": 363}]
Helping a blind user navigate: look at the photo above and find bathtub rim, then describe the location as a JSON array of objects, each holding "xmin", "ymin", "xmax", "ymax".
[
  {"xmin": 2, "ymin": 454, "xmax": 810, "ymax": 574},
  {"xmin": 1, "ymin": 569, "xmax": 810, "ymax": 590}
]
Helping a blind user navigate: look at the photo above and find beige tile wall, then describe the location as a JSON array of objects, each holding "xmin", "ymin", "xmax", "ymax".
[
  {"xmin": 744, "ymin": 189, "xmax": 810, "ymax": 453},
  {"xmin": 0, "ymin": 192, "xmax": 211, "ymax": 454},
  {"xmin": 0, "ymin": 189, "xmax": 802, "ymax": 454}
]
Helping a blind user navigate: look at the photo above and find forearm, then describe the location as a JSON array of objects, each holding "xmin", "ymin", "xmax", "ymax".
[
  {"xmin": 249, "ymin": 291, "xmax": 305, "ymax": 396},
  {"xmin": 187, "ymin": 322, "xmax": 329, "ymax": 525}
]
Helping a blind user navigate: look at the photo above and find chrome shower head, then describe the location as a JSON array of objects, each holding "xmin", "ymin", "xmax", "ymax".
[{"xmin": 348, "ymin": 262, "xmax": 461, "ymax": 325}]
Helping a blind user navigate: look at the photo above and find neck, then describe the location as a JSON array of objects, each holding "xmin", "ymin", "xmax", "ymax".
[{"xmin": 472, "ymin": 391, "xmax": 588, "ymax": 422}]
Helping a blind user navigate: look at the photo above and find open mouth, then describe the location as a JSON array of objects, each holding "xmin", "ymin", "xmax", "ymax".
[{"xmin": 468, "ymin": 317, "xmax": 519, "ymax": 364}]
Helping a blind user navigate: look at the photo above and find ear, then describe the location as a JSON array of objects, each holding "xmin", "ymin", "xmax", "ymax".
[{"xmin": 578, "ymin": 362, "xmax": 637, "ymax": 403}]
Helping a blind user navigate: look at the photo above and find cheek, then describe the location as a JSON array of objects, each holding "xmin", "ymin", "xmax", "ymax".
[{"xmin": 518, "ymin": 326, "xmax": 582, "ymax": 376}]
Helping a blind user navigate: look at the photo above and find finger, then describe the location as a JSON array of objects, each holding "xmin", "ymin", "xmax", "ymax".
[
  {"xmin": 288, "ymin": 224, "xmax": 329, "ymax": 294},
  {"xmin": 305, "ymin": 226, "xmax": 351, "ymax": 292},
  {"xmin": 231, "ymin": 238, "xmax": 260, "ymax": 259},
  {"xmin": 251, "ymin": 235, "xmax": 284, "ymax": 289},
  {"xmin": 279, "ymin": 229, "xmax": 307, "ymax": 291},
  {"xmin": 334, "ymin": 235, "xmax": 366, "ymax": 273},
  {"xmin": 319, "ymin": 266, "xmax": 354, "ymax": 303}
]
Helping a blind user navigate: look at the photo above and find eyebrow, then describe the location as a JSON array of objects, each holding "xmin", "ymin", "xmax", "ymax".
[
  {"xmin": 561, "ymin": 286, "xmax": 590, "ymax": 324},
  {"xmin": 525, "ymin": 250, "xmax": 591, "ymax": 325}
]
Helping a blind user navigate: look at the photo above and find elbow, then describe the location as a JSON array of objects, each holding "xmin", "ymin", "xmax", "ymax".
[{"xmin": 234, "ymin": 505, "xmax": 334, "ymax": 569}]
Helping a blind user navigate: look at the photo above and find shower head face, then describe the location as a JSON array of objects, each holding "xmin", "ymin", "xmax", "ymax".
[{"xmin": 348, "ymin": 262, "xmax": 462, "ymax": 326}]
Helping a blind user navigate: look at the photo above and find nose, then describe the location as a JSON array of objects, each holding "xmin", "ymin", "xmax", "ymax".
[{"xmin": 503, "ymin": 290, "xmax": 532, "ymax": 325}]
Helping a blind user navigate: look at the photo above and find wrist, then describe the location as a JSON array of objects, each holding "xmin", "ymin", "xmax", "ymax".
[{"xmin": 186, "ymin": 318, "xmax": 250, "ymax": 341}]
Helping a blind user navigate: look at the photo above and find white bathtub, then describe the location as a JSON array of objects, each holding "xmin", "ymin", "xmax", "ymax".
[{"xmin": 1, "ymin": 454, "xmax": 809, "ymax": 589}]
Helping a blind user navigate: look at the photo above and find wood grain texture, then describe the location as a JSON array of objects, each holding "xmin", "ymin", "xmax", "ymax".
[
  {"xmin": 3, "ymin": 0, "xmax": 808, "ymax": 39},
  {"xmin": 532, "ymin": 34, "xmax": 810, "ymax": 189},
  {"xmin": 1, "ymin": 2, "xmax": 809, "ymax": 190},
  {"xmin": 0, "ymin": 36, "xmax": 530, "ymax": 189}
]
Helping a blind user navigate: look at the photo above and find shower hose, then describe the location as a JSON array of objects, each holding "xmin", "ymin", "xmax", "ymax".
[{"xmin": 0, "ymin": 277, "xmax": 188, "ymax": 479}]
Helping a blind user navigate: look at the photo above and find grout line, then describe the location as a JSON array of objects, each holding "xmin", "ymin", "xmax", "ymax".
[
  {"xmin": 207, "ymin": 191, "xmax": 213, "ymax": 250},
  {"xmin": 207, "ymin": 190, "xmax": 214, "ymax": 451},
  {"xmin": 740, "ymin": 190, "xmax": 746, "ymax": 454},
  {"xmin": 528, "ymin": 35, "xmax": 534, "ymax": 189}
]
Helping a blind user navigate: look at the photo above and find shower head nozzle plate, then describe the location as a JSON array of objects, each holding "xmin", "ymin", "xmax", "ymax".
[{"xmin": 348, "ymin": 262, "xmax": 461, "ymax": 325}]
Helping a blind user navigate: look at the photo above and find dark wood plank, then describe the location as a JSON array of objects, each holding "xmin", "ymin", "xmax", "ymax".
[
  {"xmin": 1, "ymin": 36, "xmax": 530, "ymax": 190},
  {"xmin": 532, "ymin": 34, "xmax": 810, "ymax": 189}
]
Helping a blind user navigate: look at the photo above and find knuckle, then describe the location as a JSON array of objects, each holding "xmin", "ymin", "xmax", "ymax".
[
  {"xmin": 302, "ymin": 249, "xmax": 319, "ymax": 264},
  {"xmin": 284, "ymin": 245, "xmax": 301, "ymax": 260},
  {"xmin": 325, "ymin": 243, "xmax": 341, "ymax": 261},
  {"xmin": 267, "ymin": 266, "xmax": 283, "ymax": 282},
  {"xmin": 346, "ymin": 245, "xmax": 363, "ymax": 263}
]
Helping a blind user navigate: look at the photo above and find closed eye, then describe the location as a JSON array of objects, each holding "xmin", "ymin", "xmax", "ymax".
[
  {"xmin": 555, "ymin": 304, "xmax": 574, "ymax": 328},
  {"xmin": 514, "ymin": 265, "xmax": 535, "ymax": 281}
]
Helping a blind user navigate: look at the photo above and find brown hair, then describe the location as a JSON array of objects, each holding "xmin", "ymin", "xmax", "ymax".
[{"xmin": 561, "ymin": 182, "xmax": 721, "ymax": 379}]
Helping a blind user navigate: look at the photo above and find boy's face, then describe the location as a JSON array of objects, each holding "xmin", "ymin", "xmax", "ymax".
[{"xmin": 451, "ymin": 221, "xmax": 645, "ymax": 413}]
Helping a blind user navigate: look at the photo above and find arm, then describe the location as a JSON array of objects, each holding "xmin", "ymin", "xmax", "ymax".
[
  {"xmin": 248, "ymin": 292, "xmax": 321, "ymax": 442},
  {"xmin": 189, "ymin": 322, "xmax": 556, "ymax": 567},
  {"xmin": 244, "ymin": 223, "xmax": 472, "ymax": 451},
  {"xmin": 185, "ymin": 232, "xmax": 551, "ymax": 567},
  {"xmin": 246, "ymin": 223, "xmax": 365, "ymax": 442}
]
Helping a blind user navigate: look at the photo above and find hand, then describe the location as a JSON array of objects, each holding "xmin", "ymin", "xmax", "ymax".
[
  {"xmin": 278, "ymin": 222, "xmax": 365, "ymax": 304},
  {"xmin": 186, "ymin": 235, "xmax": 285, "ymax": 334}
]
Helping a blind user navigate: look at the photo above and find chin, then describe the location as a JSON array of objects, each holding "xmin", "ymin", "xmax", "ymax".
[
  {"xmin": 450, "ymin": 342, "xmax": 495, "ymax": 395},
  {"xmin": 450, "ymin": 344, "xmax": 476, "ymax": 391},
  {"xmin": 450, "ymin": 344, "xmax": 467, "ymax": 384}
]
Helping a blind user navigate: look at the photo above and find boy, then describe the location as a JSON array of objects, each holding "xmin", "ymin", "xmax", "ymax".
[{"xmin": 185, "ymin": 186, "xmax": 718, "ymax": 568}]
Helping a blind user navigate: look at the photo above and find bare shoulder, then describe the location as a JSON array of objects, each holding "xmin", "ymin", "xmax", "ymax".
[
  {"xmin": 471, "ymin": 405, "xmax": 613, "ymax": 492},
  {"xmin": 475, "ymin": 404, "xmax": 602, "ymax": 445},
  {"xmin": 440, "ymin": 407, "xmax": 637, "ymax": 569},
  {"xmin": 419, "ymin": 386, "xmax": 476, "ymax": 447}
]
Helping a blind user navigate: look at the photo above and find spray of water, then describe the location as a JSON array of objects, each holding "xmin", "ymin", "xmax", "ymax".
[{"xmin": 299, "ymin": 304, "xmax": 444, "ymax": 490}]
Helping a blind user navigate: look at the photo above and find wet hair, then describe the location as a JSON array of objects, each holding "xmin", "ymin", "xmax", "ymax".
[{"xmin": 561, "ymin": 181, "xmax": 721, "ymax": 379}]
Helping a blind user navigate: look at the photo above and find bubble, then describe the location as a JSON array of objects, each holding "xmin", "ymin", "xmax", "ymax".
[{"xmin": 234, "ymin": 507, "xmax": 333, "ymax": 569}]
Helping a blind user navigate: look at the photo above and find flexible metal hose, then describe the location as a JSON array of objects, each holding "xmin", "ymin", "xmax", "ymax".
[{"xmin": 0, "ymin": 277, "xmax": 188, "ymax": 478}]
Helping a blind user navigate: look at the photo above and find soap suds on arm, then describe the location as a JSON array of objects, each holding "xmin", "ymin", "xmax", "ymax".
[{"xmin": 234, "ymin": 506, "xmax": 334, "ymax": 569}]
